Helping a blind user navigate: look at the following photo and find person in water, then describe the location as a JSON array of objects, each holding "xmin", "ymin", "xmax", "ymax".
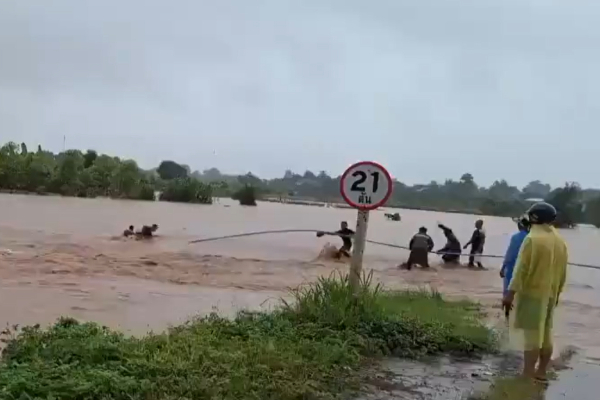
[
  {"xmin": 123, "ymin": 225, "xmax": 135, "ymax": 237},
  {"xmin": 404, "ymin": 227, "xmax": 434, "ymax": 270},
  {"xmin": 334, "ymin": 221, "xmax": 355, "ymax": 258},
  {"xmin": 502, "ymin": 202, "xmax": 568, "ymax": 382},
  {"xmin": 137, "ymin": 224, "xmax": 159, "ymax": 238},
  {"xmin": 436, "ymin": 224, "xmax": 461, "ymax": 264},
  {"xmin": 464, "ymin": 219, "xmax": 486, "ymax": 268},
  {"xmin": 500, "ymin": 215, "xmax": 530, "ymax": 319}
]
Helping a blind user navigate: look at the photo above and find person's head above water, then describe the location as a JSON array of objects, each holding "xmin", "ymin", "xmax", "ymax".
[
  {"xmin": 526, "ymin": 202, "xmax": 557, "ymax": 225},
  {"xmin": 128, "ymin": 225, "xmax": 134, "ymax": 231},
  {"xmin": 475, "ymin": 219, "xmax": 484, "ymax": 229},
  {"xmin": 418, "ymin": 226, "xmax": 427, "ymax": 234},
  {"xmin": 151, "ymin": 224, "xmax": 158, "ymax": 231},
  {"xmin": 340, "ymin": 221, "xmax": 348, "ymax": 230}
]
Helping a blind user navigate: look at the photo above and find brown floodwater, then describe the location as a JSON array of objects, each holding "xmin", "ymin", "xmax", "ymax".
[{"xmin": 1, "ymin": 193, "xmax": 599, "ymax": 363}]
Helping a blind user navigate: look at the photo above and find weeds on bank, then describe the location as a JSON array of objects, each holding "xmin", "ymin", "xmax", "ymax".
[
  {"xmin": 0, "ymin": 272, "xmax": 497, "ymax": 400},
  {"xmin": 283, "ymin": 271, "xmax": 496, "ymax": 357}
]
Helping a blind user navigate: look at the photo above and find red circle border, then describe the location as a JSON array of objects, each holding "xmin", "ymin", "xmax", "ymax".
[{"xmin": 339, "ymin": 161, "xmax": 393, "ymax": 210}]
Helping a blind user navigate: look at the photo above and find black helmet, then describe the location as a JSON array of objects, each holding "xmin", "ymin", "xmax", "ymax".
[
  {"xmin": 516, "ymin": 214, "xmax": 530, "ymax": 230},
  {"xmin": 526, "ymin": 202, "xmax": 557, "ymax": 224}
]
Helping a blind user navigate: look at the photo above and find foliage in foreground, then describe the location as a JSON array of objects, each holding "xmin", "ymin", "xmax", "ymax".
[{"xmin": 0, "ymin": 273, "xmax": 497, "ymax": 400}]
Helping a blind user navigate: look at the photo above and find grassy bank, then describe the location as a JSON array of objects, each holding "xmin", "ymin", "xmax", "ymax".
[{"xmin": 0, "ymin": 273, "xmax": 497, "ymax": 399}]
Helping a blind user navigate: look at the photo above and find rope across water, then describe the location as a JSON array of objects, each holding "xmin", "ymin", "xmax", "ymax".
[{"xmin": 188, "ymin": 229, "xmax": 600, "ymax": 271}]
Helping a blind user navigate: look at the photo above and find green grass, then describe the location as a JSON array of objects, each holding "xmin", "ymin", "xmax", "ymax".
[{"xmin": 0, "ymin": 272, "xmax": 498, "ymax": 400}]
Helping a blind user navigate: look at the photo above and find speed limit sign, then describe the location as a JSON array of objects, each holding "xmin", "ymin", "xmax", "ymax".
[{"xmin": 340, "ymin": 161, "xmax": 393, "ymax": 210}]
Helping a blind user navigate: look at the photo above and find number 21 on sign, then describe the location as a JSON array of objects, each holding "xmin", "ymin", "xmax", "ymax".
[{"xmin": 341, "ymin": 161, "xmax": 392, "ymax": 210}]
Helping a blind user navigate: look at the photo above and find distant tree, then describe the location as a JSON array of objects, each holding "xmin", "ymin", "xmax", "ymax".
[
  {"xmin": 232, "ymin": 184, "xmax": 257, "ymax": 206},
  {"xmin": 487, "ymin": 180, "xmax": 520, "ymax": 201},
  {"xmin": 546, "ymin": 182, "xmax": 583, "ymax": 228},
  {"xmin": 523, "ymin": 180, "xmax": 552, "ymax": 199},
  {"xmin": 460, "ymin": 173, "xmax": 474, "ymax": 184},
  {"xmin": 585, "ymin": 196, "xmax": 600, "ymax": 228},
  {"xmin": 202, "ymin": 167, "xmax": 222, "ymax": 181},
  {"xmin": 238, "ymin": 172, "xmax": 262, "ymax": 187},
  {"xmin": 303, "ymin": 170, "xmax": 317, "ymax": 180},
  {"xmin": 83, "ymin": 150, "xmax": 98, "ymax": 169},
  {"xmin": 159, "ymin": 177, "xmax": 212, "ymax": 204},
  {"xmin": 157, "ymin": 160, "xmax": 188, "ymax": 180}
]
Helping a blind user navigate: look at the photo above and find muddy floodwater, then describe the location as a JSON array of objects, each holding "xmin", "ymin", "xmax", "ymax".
[{"xmin": 1, "ymin": 193, "xmax": 600, "ymax": 368}]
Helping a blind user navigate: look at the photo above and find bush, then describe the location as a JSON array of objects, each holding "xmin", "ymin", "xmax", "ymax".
[
  {"xmin": 130, "ymin": 183, "xmax": 156, "ymax": 201},
  {"xmin": 282, "ymin": 271, "xmax": 496, "ymax": 357},
  {"xmin": 232, "ymin": 184, "xmax": 257, "ymax": 206},
  {"xmin": 159, "ymin": 177, "xmax": 212, "ymax": 203},
  {"xmin": 0, "ymin": 273, "xmax": 497, "ymax": 400}
]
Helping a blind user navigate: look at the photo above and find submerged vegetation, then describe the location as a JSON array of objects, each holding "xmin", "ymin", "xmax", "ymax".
[
  {"xmin": 232, "ymin": 184, "xmax": 257, "ymax": 206},
  {"xmin": 159, "ymin": 177, "xmax": 213, "ymax": 204},
  {"xmin": 2, "ymin": 140, "xmax": 600, "ymax": 226},
  {"xmin": 0, "ymin": 273, "xmax": 497, "ymax": 399}
]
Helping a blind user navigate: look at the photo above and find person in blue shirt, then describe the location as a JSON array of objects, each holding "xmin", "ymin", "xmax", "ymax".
[{"xmin": 500, "ymin": 215, "xmax": 530, "ymax": 317}]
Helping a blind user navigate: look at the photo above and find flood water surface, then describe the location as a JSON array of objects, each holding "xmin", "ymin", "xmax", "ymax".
[{"xmin": 1, "ymin": 194, "xmax": 599, "ymax": 364}]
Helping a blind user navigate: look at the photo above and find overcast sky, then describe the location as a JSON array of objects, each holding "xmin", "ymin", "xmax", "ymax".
[{"xmin": 1, "ymin": 1, "xmax": 598, "ymax": 188}]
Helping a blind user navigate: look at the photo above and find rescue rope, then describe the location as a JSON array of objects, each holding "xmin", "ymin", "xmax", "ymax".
[{"xmin": 188, "ymin": 229, "xmax": 600, "ymax": 271}]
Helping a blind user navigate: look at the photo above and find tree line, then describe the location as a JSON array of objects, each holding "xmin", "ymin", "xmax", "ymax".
[{"xmin": 1, "ymin": 141, "xmax": 599, "ymax": 227}]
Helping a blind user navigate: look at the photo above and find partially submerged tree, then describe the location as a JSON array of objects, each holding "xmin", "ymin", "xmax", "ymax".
[
  {"xmin": 159, "ymin": 177, "xmax": 213, "ymax": 204},
  {"xmin": 232, "ymin": 184, "xmax": 257, "ymax": 206}
]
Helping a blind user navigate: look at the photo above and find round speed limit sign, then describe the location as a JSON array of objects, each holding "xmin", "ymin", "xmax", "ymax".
[{"xmin": 340, "ymin": 161, "xmax": 393, "ymax": 210}]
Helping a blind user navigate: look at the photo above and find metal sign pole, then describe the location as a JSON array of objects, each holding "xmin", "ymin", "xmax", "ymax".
[{"xmin": 349, "ymin": 209, "xmax": 369, "ymax": 290}]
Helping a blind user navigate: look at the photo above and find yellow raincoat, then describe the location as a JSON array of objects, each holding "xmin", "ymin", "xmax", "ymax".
[{"xmin": 508, "ymin": 224, "xmax": 568, "ymax": 350}]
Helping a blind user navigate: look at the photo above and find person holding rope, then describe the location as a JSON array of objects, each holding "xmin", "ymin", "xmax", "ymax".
[
  {"xmin": 464, "ymin": 219, "xmax": 486, "ymax": 268},
  {"xmin": 403, "ymin": 227, "xmax": 434, "ymax": 270},
  {"xmin": 502, "ymin": 202, "xmax": 568, "ymax": 383},
  {"xmin": 316, "ymin": 221, "xmax": 355, "ymax": 259},
  {"xmin": 436, "ymin": 223, "xmax": 461, "ymax": 264}
]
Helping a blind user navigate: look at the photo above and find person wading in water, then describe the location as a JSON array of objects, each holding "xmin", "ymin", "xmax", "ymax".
[
  {"xmin": 464, "ymin": 219, "xmax": 486, "ymax": 268},
  {"xmin": 123, "ymin": 225, "xmax": 135, "ymax": 237},
  {"xmin": 436, "ymin": 223, "xmax": 461, "ymax": 264},
  {"xmin": 316, "ymin": 221, "xmax": 355, "ymax": 259},
  {"xmin": 502, "ymin": 202, "xmax": 568, "ymax": 383},
  {"xmin": 403, "ymin": 227, "xmax": 434, "ymax": 270},
  {"xmin": 136, "ymin": 224, "xmax": 159, "ymax": 239}
]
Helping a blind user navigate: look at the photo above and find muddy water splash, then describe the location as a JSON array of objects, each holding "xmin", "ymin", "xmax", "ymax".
[{"xmin": 1, "ymin": 193, "xmax": 600, "ymax": 363}]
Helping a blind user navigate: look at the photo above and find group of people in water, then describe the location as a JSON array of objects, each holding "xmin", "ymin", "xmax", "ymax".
[
  {"xmin": 403, "ymin": 219, "xmax": 486, "ymax": 270},
  {"xmin": 122, "ymin": 224, "xmax": 159, "ymax": 239},
  {"xmin": 320, "ymin": 218, "xmax": 487, "ymax": 269},
  {"xmin": 322, "ymin": 202, "xmax": 569, "ymax": 383}
]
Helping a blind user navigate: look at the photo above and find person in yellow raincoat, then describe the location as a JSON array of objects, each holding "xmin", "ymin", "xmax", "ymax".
[{"xmin": 502, "ymin": 202, "xmax": 568, "ymax": 382}]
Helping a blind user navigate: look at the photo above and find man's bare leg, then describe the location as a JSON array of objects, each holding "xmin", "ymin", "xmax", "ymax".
[
  {"xmin": 536, "ymin": 347, "xmax": 553, "ymax": 378},
  {"xmin": 523, "ymin": 349, "xmax": 540, "ymax": 378}
]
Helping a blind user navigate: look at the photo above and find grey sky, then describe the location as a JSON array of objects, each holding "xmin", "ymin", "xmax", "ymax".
[{"xmin": 1, "ymin": 0, "xmax": 598, "ymax": 188}]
